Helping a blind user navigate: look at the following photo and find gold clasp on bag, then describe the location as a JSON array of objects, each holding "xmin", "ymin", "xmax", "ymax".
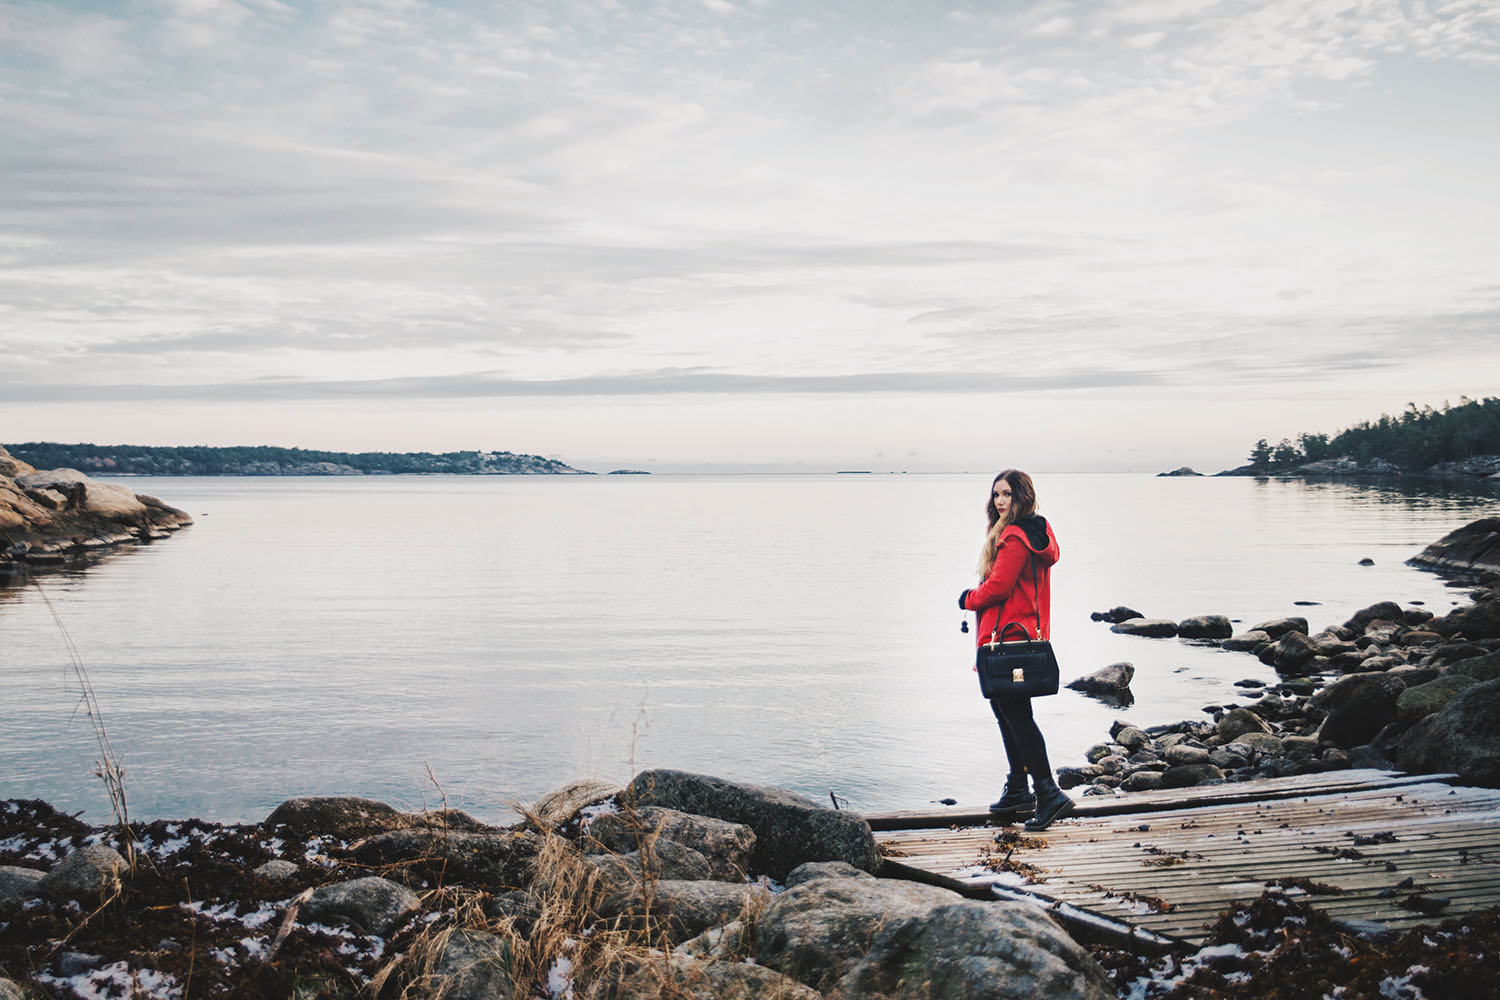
[{"xmin": 1012, "ymin": 667, "xmax": 1025, "ymax": 683}]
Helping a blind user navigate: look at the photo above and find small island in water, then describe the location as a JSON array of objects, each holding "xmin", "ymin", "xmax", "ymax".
[{"xmin": 4, "ymin": 442, "xmax": 593, "ymax": 476}]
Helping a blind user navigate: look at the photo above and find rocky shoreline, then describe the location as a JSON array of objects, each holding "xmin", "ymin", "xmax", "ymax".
[
  {"xmin": 0, "ymin": 445, "xmax": 192, "ymax": 587},
  {"xmin": 1064, "ymin": 518, "xmax": 1500, "ymax": 800}
]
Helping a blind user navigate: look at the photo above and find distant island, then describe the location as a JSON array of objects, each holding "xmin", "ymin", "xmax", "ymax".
[
  {"xmin": 3, "ymin": 443, "xmax": 592, "ymax": 476},
  {"xmin": 1219, "ymin": 396, "xmax": 1500, "ymax": 479}
]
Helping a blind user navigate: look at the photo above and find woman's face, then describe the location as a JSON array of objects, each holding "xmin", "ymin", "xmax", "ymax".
[{"xmin": 992, "ymin": 480, "xmax": 1013, "ymax": 521}]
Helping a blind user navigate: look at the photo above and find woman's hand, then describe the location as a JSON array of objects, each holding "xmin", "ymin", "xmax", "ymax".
[{"xmin": 958, "ymin": 588, "xmax": 972, "ymax": 610}]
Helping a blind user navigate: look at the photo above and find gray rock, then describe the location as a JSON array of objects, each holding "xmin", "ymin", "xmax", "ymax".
[
  {"xmin": 1109, "ymin": 618, "xmax": 1178, "ymax": 638},
  {"xmin": 1057, "ymin": 765, "xmax": 1102, "ymax": 789},
  {"xmin": 0, "ymin": 865, "xmax": 46, "ymax": 905},
  {"xmin": 1310, "ymin": 673, "xmax": 1407, "ymax": 749},
  {"xmin": 1312, "ymin": 631, "xmax": 1360, "ymax": 657},
  {"xmin": 1273, "ymin": 631, "xmax": 1319, "ymax": 673},
  {"xmin": 1252, "ymin": 617, "xmax": 1310, "ymax": 639},
  {"xmin": 676, "ymin": 919, "xmax": 752, "ymax": 961},
  {"xmin": 1363, "ymin": 620, "xmax": 1404, "ymax": 645},
  {"xmin": 528, "ymin": 778, "xmax": 621, "ymax": 831},
  {"xmin": 16, "ymin": 470, "xmax": 146, "ymax": 518},
  {"xmin": 1397, "ymin": 677, "xmax": 1500, "ymax": 784},
  {"xmin": 1233, "ymin": 732, "xmax": 1285, "ymax": 755},
  {"xmin": 1408, "ymin": 517, "xmax": 1500, "ymax": 575},
  {"xmin": 40, "ymin": 845, "xmax": 127, "ymax": 903},
  {"xmin": 1113, "ymin": 726, "xmax": 1150, "ymax": 752},
  {"xmin": 1400, "ymin": 630, "xmax": 1443, "ymax": 647},
  {"xmin": 1067, "ymin": 662, "xmax": 1134, "ymax": 696},
  {"xmin": 1216, "ymin": 708, "xmax": 1273, "ymax": 741},
  {"xmin": 599, "ymin": 879, "xmax": 770, "ymax": 945},
  {"xmin": 596, "ymin": 952, "xmax": 820, "ymax": 1000},
  {"xmin": 1178, "ymin": 615, "xmax": 1233, "ymax": 639},
  {"xmin": 1092, "ymin": 606, "xmax": 1143, "ymax": 623},
  {"xmin": 301, "ymin": 876, "xmax": 418, "ymax": 936},
  {"xmin": 1165, "ymin": 744, "xmax": 1210, "ymax": 766},
  {"xmin": 428, "ymin": 928, "xmax": 515, "ymax": 1000},
  {"xmin": 585, "ymin": 806, "xmax": 755, "ymax": 882},
  {"xmin": 1282, "ymin": 735, "xmax": 1322, "ymax": 758},
  {"xmin": 1121, "ymin": 771, "xmax": 1166, "ymax": 792},
  {"xmin": 1348, "ymin": 744, "xmax": 1395, "ymax": 769},
  {"xmin": 584, "ymin": 840, "xmax": 715, "ymax": 886},
  {"xmin": 1085, "ymin": 743, "xmax": 1127, "ymax": 763},
  {"xmin": 254, "ymin": 859, "xmax": 299, "ymax": 882},
  {"xmin": 1345, "ymin": 602, "xmax": 1406, "ymax": 631},
  {"xmin": 623, "ymin": 770, "xmax": 879, "ymax": 879},
  {"xmin": 1430, "ymin": 600, "xmax": 1500, "ymax": 640},
  {"xmin": 1209, "ymin": 747, "xmax": 1251, "ymax": 769},
  {"xmin": 0, "ymin": 978, "xmax": 23, "ymax": 1000},
  {"xmin": 352, "ymin": 828, "xmax": 540, "ymax": 888},
  {"xmin": 1397, "ymin": 674, "xmax": 1478, "ymax": 723},
  {"xmin": 831, "ymin": 898, "xmax": 1115, "ymax": 1000},
  {"xmin": 1161, "ymin": 764, "xmax": 1226, "ymax": 788},
  {"xmin": 263, "ymin": 796, "xmax": 407, "ymax": 838},
  {"xmin": 1222, "ymin": 629, "xmax": 1272, "ymax": 652},
  {"xmin": 1449, "ymin": 650, "xmax": 1500, "ymax": 682},
  {"xmin": 785, "ymin": 860, "xmax": 874, "ymax": 887},
  {"xmin": 1094, "ymin": 754, "xmax": 1128, "ymax": 775}
]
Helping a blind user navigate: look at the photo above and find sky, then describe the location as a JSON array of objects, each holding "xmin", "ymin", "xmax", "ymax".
[{"xmin": 1, "ymin": 0, "xmax": 1497, "ymax": 474}]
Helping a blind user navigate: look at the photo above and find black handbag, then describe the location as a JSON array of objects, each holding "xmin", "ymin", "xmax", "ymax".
[{"xmin": 975, "ymin": 560, "xmax": 1060, "ymax": 699}]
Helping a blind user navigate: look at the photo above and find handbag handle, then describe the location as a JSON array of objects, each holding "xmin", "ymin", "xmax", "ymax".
[{"xmin": 987, "ymin": 556, "xmax": 1047, "ymax": 644}]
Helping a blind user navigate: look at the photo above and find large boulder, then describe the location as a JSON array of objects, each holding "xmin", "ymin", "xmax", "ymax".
[
  {"xmin": 0, "ymin": 444, "xmax": 35, "ymax": 477},
  {"xmin": 0, "ymin": 865, "xmax": 46, "ymax": 905},
  {"xmin": 1397, "ymin": 678, "xmax": 1500, "ymax": 785},
  {"xmin": 1344, "ymin": 602, "xmax": 1406, "ymax": 631},
  {"xmin": 583, "ymin": 841, "xmax": 716, "ymax": 885},
  {"xmin": 1251, "ymin": 617, "xmax": 1310, "ymax": 639},
  {"xmin": 1178, "ymin": 615, "xmax": 1233, "ymax": 640},
  {"xmin": 300, "ymin": 876, "xmax": 418, "ymax": 936},
  {"xmin": 1272, "ymin": 631, "xmax": 1319, "ymax": 673},
  {"xmin": 1449, "ymin": 650, "xmax": 1500, "ymax": 683},
  {"xmin": 1429, "ymin": 601, "xmax": 1500, "ymax": 641},
  {"xmin": 16, "ymin": 469, "xmax": 146, "ymax": 518},
  {"xmin": 1216, "ymin": 708, "xmax": 1272, "ymax": 741},
  {"xmin": 1408, "ymin": 518, "xmax": 1500, "ymax": 575},
  {"xmin": 351, "ymin": 829, "xmax": 539, "ymax": 889},
  {"xmin": 1221, "ymin": 629, "xmax": 1272, "ymax": 652},
  {"xmin": 1396, "ymin": 675, "xmax": 1477, "ymax": 724},
  {"xmin": 423, "ymin": 928, "xmax": 515, "ymax": 1000},
  {"xmin": 756, "ymin": 876, "xmax": 1113, "ymax": 999},
  {"xmin": 265, "ymin": 796, "xmax": 487, "ymax": 840},
  {"xmin": 622, "ymin": 770, "xmax": 879, "ymax": 880},
  {"xmin": 1310, "ymin": 673, "xmax": 1407, "ymax": 748},
  {"xmin": 584, "ymin": 806, "xmax": 755, "ymax": 882},
  {"xmin": 39, "ymin": 845, "xmax": 128, "ymax": 903}
]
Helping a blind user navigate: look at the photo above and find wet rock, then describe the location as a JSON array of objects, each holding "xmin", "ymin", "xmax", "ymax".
[
  {"xmin": 1222, "ymin": 630, "xmax": 1272, "ymax": 652},
  {"xmin": 1363, "ymin": 620, "xmax": 1403, "ymax": 645},
  {"xmin": 1282, "ymin": 735, "xmax": 1322, "ymax": 758},
  {"xmin": 1251, "ymin": 617, "xmax": 1310, "ymax": 639},
  {"xmin": 1178, "ymin": 615, "xmax": 1233, "ymax": 639},
  {"xmin": 1311, "ymin": 632, "xmax": 1359, "ymax": 657},
  {"xmin": 352, "ymin": 829, "xmax": 540, "ymax": 889},
  {"xmin": 1348, "ymin": 744, "xmax": 1395, "ymax": 769},
  {"xmin": 1067, "ymin": 662, "xmax": 1134, "ymax": 696},
  {"xmin": 1233, "ymin": 732, "xmax": 1285, "ymax": 756},
  {"xmin": 1111, "ymin": 724, "xmax": 1150, "ymax": 751},
  {"xmin": 599, "ymin": 879, "xmax": 770, "ymax": 945},
  {"xmin": 1386, "ymin": 665, "xmax": 1442, "ymax": 688},
  {"xmin": 584, "ymin": 806, "xmax": 755, "ymax": 882},
  {"xmin": 1397, "ymin": 677, "xmax": 1500, "ymax": 784},
  {"xmin": 1090, "ymin": 606, "xmax": 1143, "ymax": 623},
  {"xmin": 39, "ymin": 845, "xmax": 127, "ymax": 903},
  {"xmin": 757, "ymin": 876, "xmax": 1114, "ymax": 999},
  {"xmin": 1310, "ymin": 673, "xmax": 1407, "ymax": 749},
  {"xmin": 0, "ymin": 865, "xmax": 45, "ymax": 906},
  {"xmin": 1396, "ymin": 674, "xmax": 1477, "ymax": 723},
  {"xmin": 1094, "ymin": 755, "xmax": 1128, "ymax": 775},
  {"xmin": 301, "ymin": 876, "xmax": 418, "ymax": 936},
  {"xmin": 1085, "ymin": 743, "xmax": 1127, "ymax": 763},
  {"xmin": 1450, "ymin": 650, "xmax": 1500, "ymax": 682},
  {"xmin": 1121, "ymin": 771, "xmax": 1166, "ymax": 792},
  {"xmin": 1331, "ymin": 648, "xmax": 1376, "ymax": 671},
  {"xmin": 1360, "ymin": 653, "xmax": 1407, "ymax": 671},
  {"xmin": 1216, "ymin": 708, "xmax": 1273, "ymax": 741},
  {"xmin": 1209, "ymin": 746, "xmax": 1251, "ymax": 769},
  {"xmin": 1057, "ymin": 765, "xmax": 1102, "ymax": 789},
  {"xmin": 1358, "ymin": 557, "xmax": 1375, "ymax": 566},
  {"xmin": 1273, "ymin": 631, "xmax": 1319, "ymax": 673},
  {"xmin": 1404, "ymin": 608, "xmax": 1436, "ymax": 626},
  {"xmin": 1429, "ymin": 600, "xmax": 1500, "ymax": 640},
  {"xmin": 1110, "ymin": 618, "xmax": 1178, "ymax": 638},
  {"xmin": 623, "ymin": 770, "xmax": 879, "ymax": 879},
  {"xmin": 1091, "ymin": 774, "xmax": 1122, "ymax": 788},
  {"xmin": 1165, "ymin": 744, "xmax": 1210, "ymax": 766},
  {"xmin": 528, "ymin": 778, "xmax": 621, "ymax": 831},
  {"xmin": 1161, "ymin": 764, "xmax": 1225, "ymax": 788},
  {"xmin": 1345, "ymin": 601, "xmax": 1405, "ymax": 630}
]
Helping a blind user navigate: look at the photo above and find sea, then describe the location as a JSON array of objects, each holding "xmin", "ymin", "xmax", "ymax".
[{"xmin": 3, "ymin": 473, "xmax": 1497, "ymax": 827}]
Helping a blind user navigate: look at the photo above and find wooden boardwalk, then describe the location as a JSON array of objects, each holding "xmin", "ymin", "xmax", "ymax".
[{"xmin": 870, "ymin": 770, "xmax": 1500, "ymax": 946}]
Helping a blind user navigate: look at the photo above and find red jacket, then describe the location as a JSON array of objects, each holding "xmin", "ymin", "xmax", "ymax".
[{"xmin": 962, "ymin": 515, "xmax": 1059, "ymax": 645}]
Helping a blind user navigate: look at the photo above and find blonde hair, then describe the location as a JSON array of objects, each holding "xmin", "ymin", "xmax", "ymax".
[{"xmin": 976, "ymin": 469, "xmax": 1038, "ymax": 576}]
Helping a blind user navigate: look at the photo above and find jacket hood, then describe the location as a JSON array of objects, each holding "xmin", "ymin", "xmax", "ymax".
[{"xmin": 1006, "ymin": 514, "xmax": 1059, "ymax": 565}]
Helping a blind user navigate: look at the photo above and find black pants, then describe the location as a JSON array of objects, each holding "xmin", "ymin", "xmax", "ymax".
[{"xmin": 990, "ymin": 696, "xmax": 1054, "ymax": 788}]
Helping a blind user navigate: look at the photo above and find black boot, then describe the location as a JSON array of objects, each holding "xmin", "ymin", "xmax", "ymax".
[
  {"xmin": 1023, "ymin": 779, "xmax": 1075, "ymax": 831},
  {"xmin": 988, "ymin": 775, "xmax": 1035, "ymax": 815}
]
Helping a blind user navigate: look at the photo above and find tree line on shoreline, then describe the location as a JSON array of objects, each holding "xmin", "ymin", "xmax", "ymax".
[
  {"xmin": 1245, "ymin": 396, "xmax": 1500, "ymax": 473},
  {"xmin": 3, "ymin": 442, "xmax": 588, "ymax": 476}
]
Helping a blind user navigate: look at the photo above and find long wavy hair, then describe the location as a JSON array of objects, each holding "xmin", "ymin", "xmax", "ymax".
[{"xmin": 976, "ymin": 469, "xmax": 1038, "ymax": 576}]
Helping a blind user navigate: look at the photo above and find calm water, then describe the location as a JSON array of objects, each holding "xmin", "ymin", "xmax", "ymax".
[{"xmin": 3, "ymin": 474, "xmax": 1497, "ymax": 825}]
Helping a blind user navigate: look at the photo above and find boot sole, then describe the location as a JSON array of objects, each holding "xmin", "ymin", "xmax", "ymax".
[{"xmin": 1023, "ymin": 798, "xmax": 1076, "ymax": 832}]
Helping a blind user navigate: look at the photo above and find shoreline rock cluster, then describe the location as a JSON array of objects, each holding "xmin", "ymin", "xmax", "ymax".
[
  {"xmin": 1214, "ymin": 453, "xmax": 1500, "ymax": 479},
  {"xmin": 1, "ymin": 770, "xmax": 1115, "ymax": 1000},
  {"xmin": 0, "ymin": 445, "xmax": 192, "ymax": 587},
  {"xmin": 1065, "ymin": 518, "xmax": 1500, "ymax": 798}
]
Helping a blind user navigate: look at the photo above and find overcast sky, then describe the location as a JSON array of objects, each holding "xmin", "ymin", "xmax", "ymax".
[{"xmin": 2, "ymin": 0, "xmax": 1497, "ymax": 473}]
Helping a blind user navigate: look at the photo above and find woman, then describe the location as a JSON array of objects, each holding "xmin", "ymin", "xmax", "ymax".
[{"xmin": 958, "ymin": 469, "xmax": 1075, "ymax": 831}]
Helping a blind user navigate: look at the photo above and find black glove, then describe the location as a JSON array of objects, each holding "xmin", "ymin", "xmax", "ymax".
[{"xmin": 958, "ymin": 589, "xmax": 972, "ymax": 610}]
